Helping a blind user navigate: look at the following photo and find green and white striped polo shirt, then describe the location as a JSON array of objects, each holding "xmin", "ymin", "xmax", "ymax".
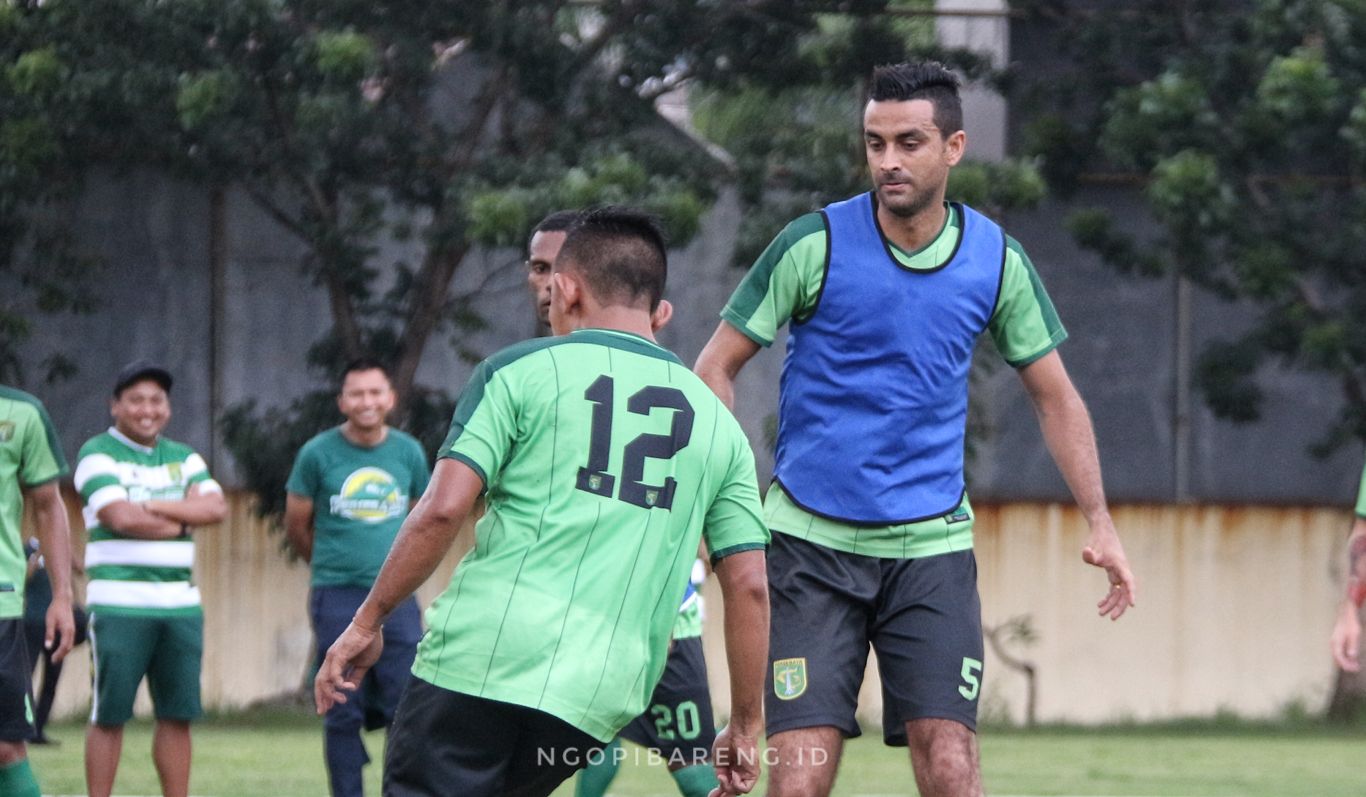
[{"xmin": 74, "ymin": 428, "xmax": 222, "ymax": 616}]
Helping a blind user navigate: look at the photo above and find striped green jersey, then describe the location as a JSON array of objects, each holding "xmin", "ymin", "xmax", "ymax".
[
  {"xmin": 0, "ymin": 386, "xmax": 68, "ymax": 619},
  {"xmin": 416, "ymin": 328, "xmax": 769, "ymax": 742},
  {"xmin": 74, "ymin": 428, "xmax": 222, "ymax": 616}
]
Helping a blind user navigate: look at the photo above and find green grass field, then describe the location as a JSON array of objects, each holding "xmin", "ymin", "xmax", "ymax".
[{"xmin": 24, "ymin": 711, "xmax": 1366, "ymax": 796}]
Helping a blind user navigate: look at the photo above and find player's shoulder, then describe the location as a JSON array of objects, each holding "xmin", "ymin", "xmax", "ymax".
[
  {"xmin": 477, "ymin": 335, "xmax": 573, "ymax": 378},
  {"xmin": 386, "ymin": 428, "xmax": 425, "ymax": 454},
  {"xmin": 294, "ymin": 427, "xmax": 339, "ymax": 460},
  {"xmin": 770, "ymin": 211, "xmax": 828, "ymax": 255},
  {"xmin": 0, "ymin": 384, "xmax": 48, "ymax": 416},
  {"xmin": 77, "ymin": 431, "xmax": 119, "ymax": 459},
  {"xmin": 155, "ymin": 435, "xmax": 200, "ymax": 461}
]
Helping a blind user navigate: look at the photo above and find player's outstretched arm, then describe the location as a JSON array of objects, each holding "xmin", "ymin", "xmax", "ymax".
[
  {"xmin": 710, "ymin": 549, "xmax": 768, "ymax": 796},
  {"xmin": 1331, "ymin": 518, "xmax": 1366, "ymax": 671},
  {"xmin": 26, "ymin": 480, "xmax": 76, "ymax": 663},
  {"xmin": 1018, "ymin": 350, "xmax": 1137, "ymax": 620},
  {"xmin": 695, "ymin": 323, "xmax": 762, "ymax": 411},
  {"xmin": 315, "ymin": 457, "xmax": 482, "ymax": 712}
]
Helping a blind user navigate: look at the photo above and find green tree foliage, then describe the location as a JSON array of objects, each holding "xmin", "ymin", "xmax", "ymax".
[
  {"xmin": 2, "ymin": 1, "xmax": 1035, "ymax": 511},
  {"xmin": 690, "ymin": 6, "xmax": 1042, "ymax": 267},
  {"xmin": 1011, "ymin": 0, "xmax": 1366, "ymax": 452}
]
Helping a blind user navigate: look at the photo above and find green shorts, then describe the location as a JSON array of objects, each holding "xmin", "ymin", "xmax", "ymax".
[{"xmin": 89, "ymin": 610, "xmax": 203, "ymax": 726}]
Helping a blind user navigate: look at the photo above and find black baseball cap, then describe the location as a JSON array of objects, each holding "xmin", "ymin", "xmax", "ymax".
[{"xmin": 113, "ymin": 360, "xmax": 173, "ymax": 397}]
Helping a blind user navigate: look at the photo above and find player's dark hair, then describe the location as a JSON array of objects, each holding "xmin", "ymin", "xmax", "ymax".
[
  {"xmin": 868, "ymin": 62, "xmax": 963, "ymax": 135},
  {"xmin": 532, "ymin": 210, "xmax": 580, "ymax": 235},
  {"xmin": 339, "ymin": 357, "xmax": 391, "ymax": 391},
  {"xmin": 556, "ymin": 206, "xmax": 667, "ymax": 311}
]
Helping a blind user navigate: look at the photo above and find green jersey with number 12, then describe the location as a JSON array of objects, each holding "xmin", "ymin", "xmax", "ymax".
[{"xmin": 415, "ymin": 328, "xmax": 768, "ymax": 742}]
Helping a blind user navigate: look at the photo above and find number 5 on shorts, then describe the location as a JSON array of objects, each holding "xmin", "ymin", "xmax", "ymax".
[{"xmin": 958, "ymin": 657, "xmax": 982, "ymax": 700}]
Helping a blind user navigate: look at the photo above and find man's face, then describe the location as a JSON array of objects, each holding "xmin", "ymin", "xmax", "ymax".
[
  {"xmin": 526, "ymin": 229, "xmax": 567, "ymax": 325},
  {"xmin": 111, "ymin": 380, "xmax": 171, "ymax": 446},
  {"xmin": 863, "ymin": 98, "xmax": 964, "ymax": 219},
  {"xmin": 337, "ymin": 368, "xmax": 395, "ymax": 433}
]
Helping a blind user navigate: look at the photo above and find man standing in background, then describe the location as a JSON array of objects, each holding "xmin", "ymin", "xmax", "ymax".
[
  {"xmin": 77, "ymin": 361, "xmax": 227, "ymax": 797},
  {"xmin": 286, "ymin": 358, "xmax": 430, "ymax": 797},
  {"xmin": 0, "ymin": 383, "xmax": 74, "ymax": 797}
]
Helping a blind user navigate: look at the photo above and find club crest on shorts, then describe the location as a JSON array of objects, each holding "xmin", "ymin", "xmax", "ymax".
[
  {"xmin": 773, "ymin": 657, "xmax": 807, "ymax": 700},
  {"xmin": 0, "ymin": 421, "xmax": 12, "ymax": 443}
]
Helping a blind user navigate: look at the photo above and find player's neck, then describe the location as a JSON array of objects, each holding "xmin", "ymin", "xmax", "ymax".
[
  {"xmin": 877, "ymin": 198, "xmax": 947, "ymax": 254},
  {"xmin": 340, "ymin": 422, "xmax": 389, "ymax": 448},
  {"xmin": 571, "ymin": 306, "xmax": 657, "ymax": 342}
]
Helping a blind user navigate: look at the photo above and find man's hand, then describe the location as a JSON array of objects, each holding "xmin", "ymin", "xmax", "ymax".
[
  {"xmin": 708, "ymin": 722, "xmax": 760, "ymax": 796},
  {"xmin": 314, "ymin": 621, "xmax": 383, "ymax": 714},
  {"xmin": 45, "ymin": 596, "xmax": 76, "ymax": 663},
  {"xmin": 1332, "ymin": 601, "xmax": 1362, "ymax": 672},
  {"xmin": 1082, "ymin": 516, "xmax": 1137, "ymax": 620}
]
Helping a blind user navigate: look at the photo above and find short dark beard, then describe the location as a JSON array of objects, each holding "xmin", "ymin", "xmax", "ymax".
[{"xmin": 878, "ymin": 183, "xmax": 938, "ymax": 219}]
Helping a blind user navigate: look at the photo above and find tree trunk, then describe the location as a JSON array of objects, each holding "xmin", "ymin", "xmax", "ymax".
[{"xmin": 391, "ymin": 243, "xmax": 469, "ymax": 422}]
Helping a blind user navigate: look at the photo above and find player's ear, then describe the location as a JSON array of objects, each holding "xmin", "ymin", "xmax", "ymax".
[
  {"xmin": 944, "ymin": 129, "xmax": 966, "ymax": 167},
  {"xmin": 551, "ymin": 270, "xmax": 580, "ymax": 313},
  {"xmin": 650, "ymin": 299, "xmax": 674, "ymax": 333}
]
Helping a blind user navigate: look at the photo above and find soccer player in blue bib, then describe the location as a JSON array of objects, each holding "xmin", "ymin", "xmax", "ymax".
[{"xmin": 695, "ymin": 62, "xmax": 1139, "ymax": 796}]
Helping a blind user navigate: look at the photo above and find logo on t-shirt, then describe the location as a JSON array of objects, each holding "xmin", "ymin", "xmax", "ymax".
[
  {"xmin": 0, "ymin": 422, "xmax": 13, "ymax": 443},
  {"xmin": 330, "ymin": 467, "xmax": 407, "ymax": 523}
]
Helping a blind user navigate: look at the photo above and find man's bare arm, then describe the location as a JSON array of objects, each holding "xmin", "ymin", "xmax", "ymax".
[
  {"xmin": 1332, "ymin": 517, "xmax": 1366, "ymax": 671},
  {"xmin": 1018, "ymin": 350, "xmax": 1137, "ymax": 619},
  {"xmin": 694, "ymin": 323, "xmax": 762, "ymax": 411},
  {"xmin": 284, "ymin": 494, "xmax": 316, "ymax": 563},
  {"xmin": 144, "ymin": 482, "xmax": 227, "ymax": 526},
  {"xmin": 97, "ymin": 501, "xmax": 184, "ymax": 539},
  {"xmin": 709, "ymin": 549, "xmax": 768, "ymax": 795},
  {"xmin": 353, "ymin": 458, "xmax": 483, "ymax": 629},
  {"xmin": 25, "ymin": 480, "xmax": 76, "ymax": 662}
]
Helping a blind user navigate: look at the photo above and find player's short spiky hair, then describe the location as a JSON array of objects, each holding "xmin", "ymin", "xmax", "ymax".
[
  {"xmin": 556, "ymin": 206, "xmax": 667, "ymax": 312},
  {"xmin": 868, "ymin": 61, "xmax": 963, "ymax": 135}
]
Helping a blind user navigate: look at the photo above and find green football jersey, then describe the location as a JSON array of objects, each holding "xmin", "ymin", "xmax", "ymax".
[
  {"xmin": 286, "ymin": 427, "xmax": 430, "ymax": 588},
  {"xmin": 1356, "ymin": 459, "xmax": 1366, "ymax": 518},
  {"xmin": 0, "ymin": 386, "xmax": 68, "ymax": 619},
  {"xmin": 721, "ymin": 203, "xmax": 1067, "ymax": 558},
  {"xmin": 415, "ymin": 328, "xmax": 769, "ymax": 742},
  {"xmin": 74, "ymin": 428, "xmax": 221, "ymax": 616}
]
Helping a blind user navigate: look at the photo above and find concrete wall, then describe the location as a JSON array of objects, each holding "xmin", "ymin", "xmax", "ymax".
[{"xmin": 41, "ymin": 494, "xmax": 1351, "ymax": 727}]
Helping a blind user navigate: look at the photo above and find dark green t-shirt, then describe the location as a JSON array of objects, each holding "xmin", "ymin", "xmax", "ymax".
[
  {"xmin": 286, "ymin": 427, "xmax": 431, "ymax": 588},
  {"xmin": 418, "ymin": 328, "xmax": 769, "ymax": 741}
]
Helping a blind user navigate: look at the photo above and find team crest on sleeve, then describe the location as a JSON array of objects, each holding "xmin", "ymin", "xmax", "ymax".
[
  {"xmin": 0, "ymin": 421, "xmax": 13, "ymax": 443},
  {"xmin": 773, "ymin": 657, "xmax": 808, "ymax": 701},
  {"xmin": 330, "ymin": 467, "xmax": 407, "ymax": 523}
]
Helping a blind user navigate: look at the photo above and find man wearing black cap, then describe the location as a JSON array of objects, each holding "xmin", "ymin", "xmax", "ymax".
[{"xmin": 73, "ymin": 361, "xmax": 227, "ymax": 797}]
